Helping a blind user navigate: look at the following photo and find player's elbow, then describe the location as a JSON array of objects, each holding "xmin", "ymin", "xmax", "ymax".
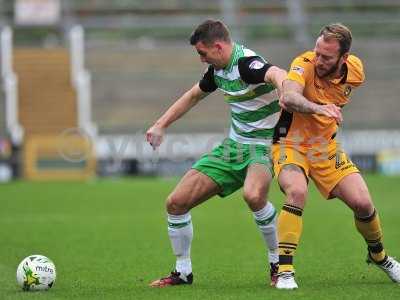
[
  {"xmin": 266, "ymin": 66, "xmax": 286, "ymax": 86},
  {"xmin": 275, "ymin": 67, "xmax": 288, "ymax": 80}
]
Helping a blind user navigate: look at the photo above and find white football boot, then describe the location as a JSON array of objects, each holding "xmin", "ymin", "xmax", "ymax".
[
  {"xmin": 367, "ymin": 255, "xmax": 400, "ymax": 283},
  {"xmin": 276, "ymin": 271, "xmax": 298, "ymax": 290}
]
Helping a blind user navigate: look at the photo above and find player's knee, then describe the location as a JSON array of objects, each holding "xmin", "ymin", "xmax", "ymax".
[
  {"xmin": 243, "ymin": 189, "xmax": 266, "ymax": 210},
  {"xmin": 166, "ymin": 193, "xmax": 189, "ymax": 214},
  {"xmin": 285, "ymin": 186, "xmax": 307, "ymax": 207},
  {"xmin": 348, "ymin": 186, "xmax": 373, "ymax": 216},
  {"xmin": 351, "ymin": 196, "xmax": 374, "ymax": 216}
]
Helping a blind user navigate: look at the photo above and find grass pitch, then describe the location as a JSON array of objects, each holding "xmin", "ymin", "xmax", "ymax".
[{"xmin": 1, "ymin": 174, "xmax": 400, "ymax": 300}]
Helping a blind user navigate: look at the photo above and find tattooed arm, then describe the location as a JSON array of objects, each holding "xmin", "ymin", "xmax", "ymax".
[{"xmin": 281, "ymin": 79, "xmax": 343, "ymax": 123}]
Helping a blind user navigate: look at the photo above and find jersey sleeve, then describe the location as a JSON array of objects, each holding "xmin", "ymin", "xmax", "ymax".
[
  {"xmin": 199, "ymin": 65, "xmax": 218, "ymax": 93},
  {"xmin": 346, "ymin": 55, "xmax": 365, "ymax": 87},
  {"xmin": 287, "ymin": 56, "xmax": 312, "ymax": 86},
  {"xmin": 237, "ymin": 56, "xmax": 273, "ymax": 84}
]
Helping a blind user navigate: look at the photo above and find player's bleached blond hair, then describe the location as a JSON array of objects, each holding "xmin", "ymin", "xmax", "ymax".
[{"xmin": 319, "ymin": 23, "xmax": 352, "ymax": 55}]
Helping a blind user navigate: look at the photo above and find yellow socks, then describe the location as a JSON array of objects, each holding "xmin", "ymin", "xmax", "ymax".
[
  {"xmin": 278, "ymin": 204, "xmax": 303, "ymax": 273},
  {"xmin": 355, "ymin": 209, "xmax": 386, "ymax": 262}
]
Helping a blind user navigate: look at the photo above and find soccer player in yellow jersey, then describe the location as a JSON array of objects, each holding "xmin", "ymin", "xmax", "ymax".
[{"xmin": 272, "ymin": 23, "xmax": 400, "ymax": 289}]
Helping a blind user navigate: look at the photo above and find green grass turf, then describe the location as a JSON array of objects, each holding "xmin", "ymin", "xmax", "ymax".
[{"xmin": 0, "ymin": 174, "xmax": 400, "ymax": 299}]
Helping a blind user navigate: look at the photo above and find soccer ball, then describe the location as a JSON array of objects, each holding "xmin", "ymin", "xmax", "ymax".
[{"xmin": 16, "ymin": 255, "xmax": 56, "ymax": 291}]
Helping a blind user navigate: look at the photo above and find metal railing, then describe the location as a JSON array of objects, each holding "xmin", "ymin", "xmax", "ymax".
[{"xmin": 0, "ymin": 26, "xmax": 23, "ymax": 144}]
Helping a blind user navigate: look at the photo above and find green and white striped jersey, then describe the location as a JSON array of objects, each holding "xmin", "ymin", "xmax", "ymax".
[{"xmin": 199, "ymin": 43, "xmax": 280, "ymax": 145}]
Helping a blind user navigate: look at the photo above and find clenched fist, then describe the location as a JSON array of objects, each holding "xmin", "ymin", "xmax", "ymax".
[{"xmin": 146, "ymin": 125, "xmax": 165, "ymax": 150}]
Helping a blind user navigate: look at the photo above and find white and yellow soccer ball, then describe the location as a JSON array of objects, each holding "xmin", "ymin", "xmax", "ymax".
[{"xmin": 16, "ymin": 255, "xmax": 56, "ymax": 291}]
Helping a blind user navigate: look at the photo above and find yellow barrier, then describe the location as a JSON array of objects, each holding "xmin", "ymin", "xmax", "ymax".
[{"xmin": 23, "ymin": 135, "xmax": 96, "ymax": 181}]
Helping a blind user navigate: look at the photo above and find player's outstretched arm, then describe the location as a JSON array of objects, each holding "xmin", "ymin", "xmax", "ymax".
[
  {"xmin": 281, "ymin": 79, "xmax": 343, "ymax": 124},
  {"xmin": 146, "ymin": 83, "xmax": 208, "ymax": 149}
]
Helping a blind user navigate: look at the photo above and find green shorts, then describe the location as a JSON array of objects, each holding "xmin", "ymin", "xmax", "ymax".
[{"xmin": 192, "ymin": 138, "xmax": 273, "ymax": 197}]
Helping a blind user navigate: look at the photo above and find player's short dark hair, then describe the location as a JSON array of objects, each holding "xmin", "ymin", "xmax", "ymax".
[
  {"xmin": 190, "ymin": 19, "xmax": 231, "ymax": 46},
  {"xmin": 319, "ymin": 23, "xmax": 352, "ymax": 56}
]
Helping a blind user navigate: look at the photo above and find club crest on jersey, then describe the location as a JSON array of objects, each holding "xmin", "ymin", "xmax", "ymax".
[
  {"xmin": 249, "ymin": 60, "xmax": 265, "ymax": 70},
  {"xmin": 291, "ymin": 66, "xmax": 304, "ymax": 75},
  {"xmin": 344, "ymin": 85, "xmax": 352, "ymax": 96}
]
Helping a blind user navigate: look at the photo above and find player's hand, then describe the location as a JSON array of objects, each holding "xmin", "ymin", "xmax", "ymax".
[
  {"xmin": 315, "ymin": 104, "xmax": 343, "ymax": 124},
  {"xmin": 145, "ymin": 125, "xmax": 165, "ymax": 150},
  {"xmin": 279, "ymin": 95, "xmax": 289, "ymax": 111}
]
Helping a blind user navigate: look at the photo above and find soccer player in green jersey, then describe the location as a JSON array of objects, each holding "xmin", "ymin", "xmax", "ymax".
[{"xmin": 146, "ymin": 20, "xmax": 287, "ymax": 287}]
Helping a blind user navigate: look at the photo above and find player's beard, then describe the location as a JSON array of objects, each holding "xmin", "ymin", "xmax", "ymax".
[{"xmin": 316, "ymin": 57, "xmax": 341, "ymax": 78}]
